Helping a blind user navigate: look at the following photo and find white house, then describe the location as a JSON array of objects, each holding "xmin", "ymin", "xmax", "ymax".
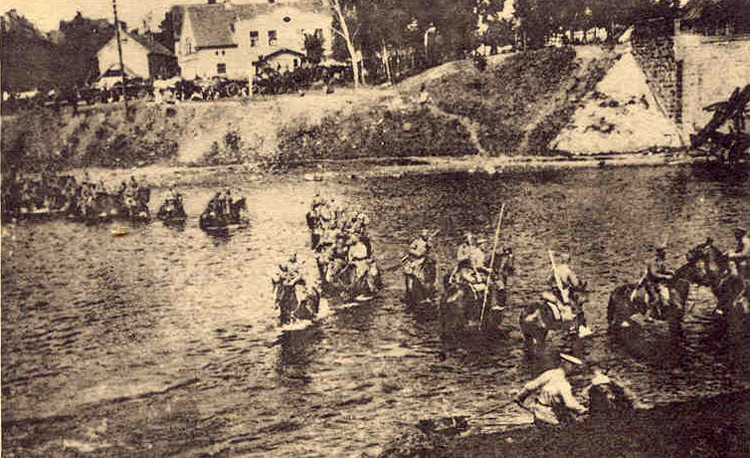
[
  {"xmin": 171, "ymin": 0, "xmax": 333, "ymax": 80},
  {"xmin": 97, "ymin": 25, "xmax": 177, "ymax": 85}
]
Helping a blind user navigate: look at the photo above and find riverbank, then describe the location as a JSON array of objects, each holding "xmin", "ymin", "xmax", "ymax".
[
  {"xmin": 3, "ymin": 46, "xmax": 687, "ymax": 177},
  {"xmin": 379, "ymin": 388, "xmax": 750, "ymax": 458},
  {"xmin": 47, "ymin": 149, "xmax": 690, "ymax": 192}
]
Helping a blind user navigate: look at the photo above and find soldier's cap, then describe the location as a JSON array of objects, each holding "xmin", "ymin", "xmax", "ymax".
[
  {"xmin": 734, "ymin": 227, "xmax": 747, "ymax": 236},
  {"xmin": 560, "ymin": 353, "xmax": 583, "ymax": 365}
]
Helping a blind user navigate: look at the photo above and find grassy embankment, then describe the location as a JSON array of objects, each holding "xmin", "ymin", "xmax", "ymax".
[{"xmin": 1, "ymin": 47, "xmax": 617, "ymax": 174}]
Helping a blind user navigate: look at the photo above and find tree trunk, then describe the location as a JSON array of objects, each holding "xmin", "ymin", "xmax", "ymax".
[
  {"xmin": 382, "ymin": 41, "xmax": 392, "ymax": 85},
  {"xmin": 331, "ymin": 0, "xmax": 359, "ymax": 89}
]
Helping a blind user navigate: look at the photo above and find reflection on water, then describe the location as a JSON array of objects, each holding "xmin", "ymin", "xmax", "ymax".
[{"xmin": 2, "ymin": 165, "xmax": 750, "ymax": 457}]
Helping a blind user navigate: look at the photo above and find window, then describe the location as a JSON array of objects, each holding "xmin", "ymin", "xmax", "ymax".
[
  {"xmin": 268, "ymin": 30, "xmax": 277, "ymax": 46},
  {"xmin": 217, "ymin": 63, "xmax": 226, "ymax": 74},
  {"xmin": 314, "ymin": 28, "xmax": 323, "ymax": 39},
  {"xmin": 283, "ymin": 16, "xmax": 291, "ymax": 23},
  {"xmin": 249, "ymin": 30, "xmax": 259, "ymax": 47},
  {"xmin": 294, "ymin": 59, "xmax": 299, "ymax": 68},
  {"xmin": 185, "ymin": 37, "xmax": 192, "ymax": 54}
]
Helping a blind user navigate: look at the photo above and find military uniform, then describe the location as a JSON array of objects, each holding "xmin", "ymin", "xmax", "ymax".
[
  {"xmin": 452, "ymin": 232, "xmax": 486, "ymax": 287},
  {"xmin": 644, "ymin": 247, "xmax": 673, "ymax": 319},
  {"xmin": 514, "ymin": 354, "xmax": 587, "ymax": 427},
  {"xmin": 349, "ymin": 235, "xmax": 378, "ymax": 293},
  {"xmin": 727, "ymin": 227, "xmax": 750, "ymax": 279}
]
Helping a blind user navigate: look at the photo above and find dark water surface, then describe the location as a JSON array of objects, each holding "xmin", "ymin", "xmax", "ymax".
[{"xmin": 2, "ymin": 165, "xmax": 750, "ymax": 457}]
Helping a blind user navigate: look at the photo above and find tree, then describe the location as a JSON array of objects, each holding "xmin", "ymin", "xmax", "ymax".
[
  {"xmin": 327, "ymin": 0, "xmax": 364, "ymax": 88},
  {"xmin": 358, "ymin": 0, "xmax": 413, "ymax": 84},
  {"xmin": 304, "ymin": 33, "xmax": 325, "ymax": 65},
  {"xmin": 483, "ymin": 17, "xmax": 515, "ymax": 53}
]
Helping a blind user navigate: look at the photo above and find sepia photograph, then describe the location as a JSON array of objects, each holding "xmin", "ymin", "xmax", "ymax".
[{"xmin": 1, "ymin": 0, "xmax": 749, "ymax": 456}]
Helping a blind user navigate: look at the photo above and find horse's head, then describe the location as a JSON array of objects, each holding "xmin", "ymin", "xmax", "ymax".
[
  {"xmin": 685, "ymin": 237, "xmax": 729, "ymax": 286},
  {"xmin": 233, "ymin": 197, "xmax": 247, "ymax": 213}
]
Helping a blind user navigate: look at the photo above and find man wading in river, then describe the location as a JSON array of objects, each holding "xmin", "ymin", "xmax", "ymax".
[{"xmin": 513, "ymin": 353, "xmax": 588, "ymax": 427}]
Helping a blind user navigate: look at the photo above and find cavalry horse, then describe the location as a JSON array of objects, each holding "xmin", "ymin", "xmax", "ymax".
[
  {"xmin": 157, "ymin": 196, "xmax": 187, "ymax": 224},
  {"xmin": 320, "ymin": 257, "xmax": 382, "ymax": 302},
  {"xmin": 403, "ymin": 256, "xmax": 439, "ymax": 306},
  {"xmin": 607, "ymin": 256, "xmax": 699, "ymax": 336},
  {"xmin": 439, "ymin": 248, "xmax": 515, "ymax": 338},
  {"xmin": 274, "ymin": 281, "xmax": 321, "ymax": 326},
  {"xmin": 519, "ymin": 283, "xmax": 590, "ymax": 351},
  {"xmin": 199, "ymin": 197, "xmax": 247, "ymax": 230},
  {"xmin": 686, "ymin": 237, "xmax": 750, "ymax": 339}
]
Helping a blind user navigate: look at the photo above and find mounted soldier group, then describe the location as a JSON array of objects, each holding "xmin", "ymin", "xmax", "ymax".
[
  {"xmin": 2, "ymin": 171, "xmax": 150, "ymax": 222},
  {"xmin": 287, "ymin": 196, "xmax": 749, "ymax": 353}
]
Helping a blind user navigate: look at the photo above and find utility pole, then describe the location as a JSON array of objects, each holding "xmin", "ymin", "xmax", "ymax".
[{"xmin": 113, "ymin": 0, "xmax": 128, "ymax": 111}]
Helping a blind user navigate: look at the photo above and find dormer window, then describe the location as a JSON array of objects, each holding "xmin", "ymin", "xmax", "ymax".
[{"xmin": 283, "ymin": 16, "xmax": 291, "ymax": 22}]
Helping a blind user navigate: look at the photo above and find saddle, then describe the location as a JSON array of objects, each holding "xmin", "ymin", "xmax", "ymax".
[{"xmin": 541, "ymin": 292, "xmax": 574, "ymax": 322}]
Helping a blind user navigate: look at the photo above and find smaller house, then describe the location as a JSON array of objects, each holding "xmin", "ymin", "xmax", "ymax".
[{"xmin": 97, "ymin": 24, "xmax": 178, "ymax": 85}]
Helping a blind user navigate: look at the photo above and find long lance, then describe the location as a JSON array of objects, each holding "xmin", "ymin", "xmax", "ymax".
[
  {"xmin": 480, "ymin": 203, "xmax": 505, "ymax": 330},
  {"xmin": 549, "ymin": 249, "xmax": 565, "ymax": 302}
]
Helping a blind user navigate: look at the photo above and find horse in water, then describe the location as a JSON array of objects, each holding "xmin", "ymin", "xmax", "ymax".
[
  {"xmin": 519, "ymin": 283, "xmax": 590, "ymax": 351},
  {"xmin": 199, "ymin": 196, "xmax": 247, "ymax": 229},
  {"xmin": 607, "ymin": 256, "xmax": 699, "ymax": 335},
  {"xmin": 439, "ymin": 249, "xmax": 515, "ymax": 338},
  {"xmin": 403, "ymin": 256, "xmax": 439, "ymax": 306},
  {"xmin": 274, "ymin": 281, "xmax": 321, "ymax": 326},
  {"xmin": 686, "ymin": 237, "xmax": 750, "ymax": 338}
]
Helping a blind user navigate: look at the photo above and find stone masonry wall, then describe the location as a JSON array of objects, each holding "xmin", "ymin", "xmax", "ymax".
[
  {"xmin": 632, "ymin": 19, "xmax": 681, "ymax": 125},
  {"xmin": 675, "ymin": 32, "xmax": 750, "ymax": 138}
]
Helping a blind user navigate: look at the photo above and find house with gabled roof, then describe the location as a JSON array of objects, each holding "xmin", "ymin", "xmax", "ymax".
[
  {"xmin": 97, "ymin": 24, "xmax": 178, "ymax": 84},
  {"xmin": 171, "ymin": 0, "xmax": 332, "ymax": 80}
]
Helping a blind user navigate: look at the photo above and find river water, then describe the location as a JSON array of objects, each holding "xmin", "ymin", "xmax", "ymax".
[{"xmin": 2, "ymin": 165, "xmax": 750, "ymax": 457}]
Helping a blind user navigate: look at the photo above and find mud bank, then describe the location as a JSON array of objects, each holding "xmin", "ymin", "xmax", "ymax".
[
  {"xmin": 379, "ymin": 389, "xmax": 750, "ymax": 458},
  {"xmin": 58, "ymin": 150, "xmax": 691, "ymax": 193}
]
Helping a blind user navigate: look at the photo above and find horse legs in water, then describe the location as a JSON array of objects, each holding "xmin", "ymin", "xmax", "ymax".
[{"xmin": 520, "ymin": 306, "xmax": 548, "ymax": 351}]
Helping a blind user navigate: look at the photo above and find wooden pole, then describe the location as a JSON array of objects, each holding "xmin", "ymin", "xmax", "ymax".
[
  {"xmin": 479, "ymin": 203, "xmax": 505, "ymax": 330},
  {"xmin": 113, "ymin": 0, "xmax": 128, "ymax": 112}
]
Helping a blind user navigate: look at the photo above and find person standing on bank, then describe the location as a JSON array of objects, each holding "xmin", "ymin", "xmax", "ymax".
[{"xmin": 513, "ymin": 353, "xmax": 588, "ymax": 427}]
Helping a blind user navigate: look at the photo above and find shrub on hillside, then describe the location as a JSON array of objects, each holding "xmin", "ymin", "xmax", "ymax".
[
  {"xmin": 275, "ymin": 105, "xmax": 475, "ymax": 169},
  {"xmin": 432, "ymin": 47, "xmax": 579, "ymax": 155}
]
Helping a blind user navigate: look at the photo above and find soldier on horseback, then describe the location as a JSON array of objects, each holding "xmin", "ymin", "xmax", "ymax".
[
  {"xmin": 543, "ymin": 251, "xmax": 589, "ymax": 333},
  {"xmin": 325, "ymin": 232, "xmax": 351, "ymax": 284},
  {"xmin": 450, "ymin": 231, "xmax": 488, "ymax": 292},
  {"xmin": 403, "ymin": 229, "xmax": 438, "ymax": 301},
  {"xmin": 642, "ymin": 244, "xmax": 674, "ymax": 320},
  {"xmin": 726, "ymin": 227, "xmax": 750, "ymax": 279},
  {"xmin": 349, "ymin": 232, "xmax": 379, "ymax": 294}
]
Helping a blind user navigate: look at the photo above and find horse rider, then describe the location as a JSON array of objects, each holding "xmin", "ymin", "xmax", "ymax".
[
  {"xmin": 349, "ymin": 232, "xmax": 378, "ymax": 294},
  {"xmin": 325, "ymin": 232, "xmax": 351, "ymax": 284},
  {"xmin": 272, "ymin": 252, "xmax": 315, "ymax": 305},
  {"xmin": 642, "ymin": 244, "xmax": 673, "ymax": 320},
  {"xmin": 451, "ymin": 231, "xmax": 487, "ymax": 289},
  {"xmin": 513, "ymin": 353, "xmax": 588, "ymax": 428},
  {"xmin": 488, "ymin": 246, "xmax": 514, "ymax": 308},
  {"xmin": 348, "ymin": 212, "xmax": 371, "ymax": 256},
  {"xmin": 403, "ymin": 229, "xmax": 437, "ymax": 300},
  {"xmin": 726, "ymin": 227, "xmax": 750, "ymax": 279}
]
